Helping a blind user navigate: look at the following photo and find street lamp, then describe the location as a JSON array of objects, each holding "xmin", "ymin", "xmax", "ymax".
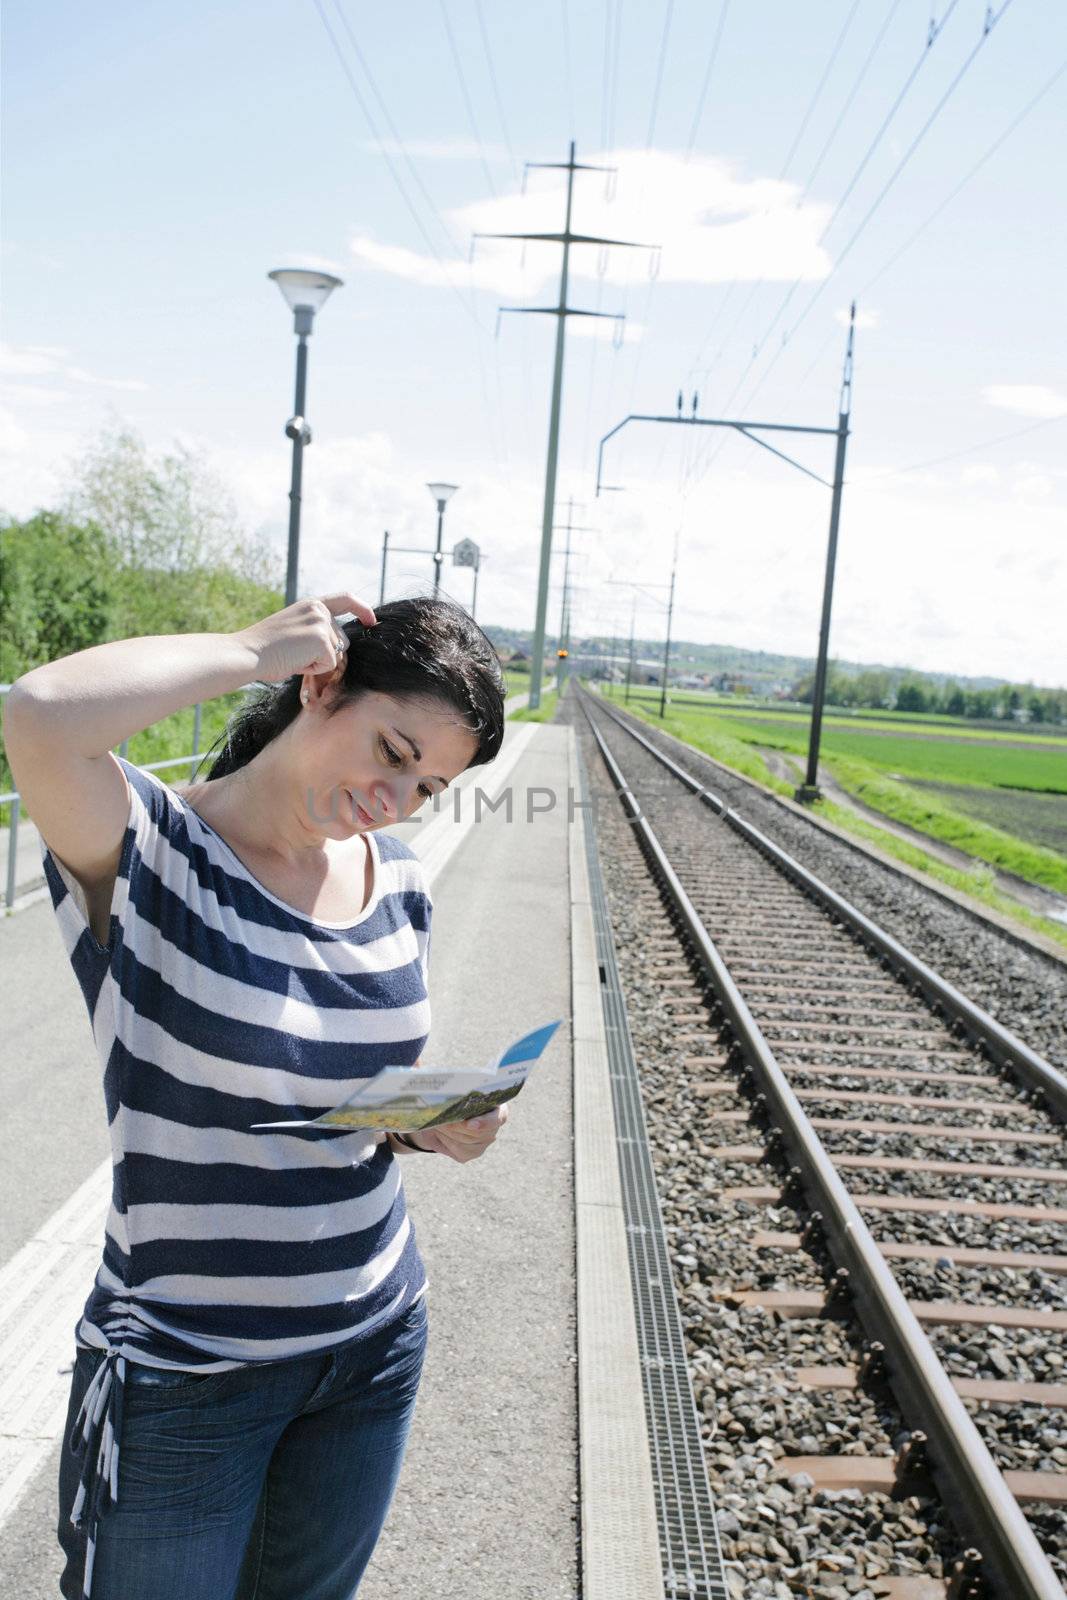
[
  {"xmin": 426, "ymin": 482, "xmax": 458, "ymax": 598},
  {"xmin": 269, "ymin": 267, "xmax": 343, "ymax": 605}
]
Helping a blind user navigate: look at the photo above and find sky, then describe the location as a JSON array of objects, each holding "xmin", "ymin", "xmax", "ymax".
[{"xmin": 3, "ymin": 0, "xmax": 1066, "ymax": 686}]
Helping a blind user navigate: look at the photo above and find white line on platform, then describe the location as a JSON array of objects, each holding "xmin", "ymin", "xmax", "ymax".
[{"xmin": 0, "ymin": 716, "xmax": 542, "ymax": 1530}]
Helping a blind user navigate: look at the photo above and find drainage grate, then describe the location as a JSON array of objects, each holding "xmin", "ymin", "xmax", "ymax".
[{"xmin": 578, "ymin": 749, "xmax": 730, "ymax": 1600}]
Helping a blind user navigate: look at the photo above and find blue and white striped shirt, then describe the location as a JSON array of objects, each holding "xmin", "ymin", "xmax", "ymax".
[{"xmin": 43, "ymin": 756, "xmax": 432, "ymax": 1593}]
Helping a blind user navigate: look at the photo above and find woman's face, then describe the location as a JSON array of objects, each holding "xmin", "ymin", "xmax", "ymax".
[{"xmin": 294, "ymin": 688, "xmax": 480, "ymax": 838}]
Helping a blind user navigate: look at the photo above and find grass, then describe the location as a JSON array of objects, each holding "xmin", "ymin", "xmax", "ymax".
[
  {"xmin": 645, "ymin": 690, "xmax": 1067, "ymax": 746},
  {"xmin": 713, "ymin": 716, "xmax": 1067, "ymax": 793},
  {"xmin": 0, "ymin": 692, "xmax": 248, "ymax": 827},
  {"xmin": 815, "ymin": 800, "xmax": 1067, "ymax": 953},
  {"xmin": 822, "ymin": 753, "xmax": 1067, "ymax": 894},
  {"xmin": 504, "ymin": 669, "xmax": 531, "ymax": 700},
  {"xmin": 604, "ymin": 686, "xmax": 792, "ymax": 796},
  {"xmin": 122, "ymin": 694, "xmax": 248, "ymax": 779},
  {"xmin": 510, "ymin": 687, "xmax": 560, "ymax": 723},
  {"xmin": 607, "ymin": 685, "xmax": 1067, "ymax": 924}
]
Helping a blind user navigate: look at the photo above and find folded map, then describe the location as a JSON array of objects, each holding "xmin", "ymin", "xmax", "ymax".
[{"xmin": 251, "ymin": 1020, "xmax": 562, "ymax": 1132}]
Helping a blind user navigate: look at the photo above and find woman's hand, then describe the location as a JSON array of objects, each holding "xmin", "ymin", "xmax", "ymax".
[
  {"xmin": 415, "ymin": 1105, "xmax": 509, "ymax": 1163},
  {"xmin": 233, "ymin": 592, "xmax": 377, "ymax": 685}
]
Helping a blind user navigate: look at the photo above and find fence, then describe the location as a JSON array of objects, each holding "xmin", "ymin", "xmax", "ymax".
[{"xmin": 0, "ymin": 687, "xmax": 254, "ymax": 910}]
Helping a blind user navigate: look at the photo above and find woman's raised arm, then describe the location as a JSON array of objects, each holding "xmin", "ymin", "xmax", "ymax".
[{"xmin": 2, "ymin": 593, "xmax": 373, "ymax": 927}]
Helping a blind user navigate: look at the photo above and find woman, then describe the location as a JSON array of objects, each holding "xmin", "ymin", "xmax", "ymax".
[{"xmin": 3, "ymin": 591, "xmax": 508, "ymax": 1600}]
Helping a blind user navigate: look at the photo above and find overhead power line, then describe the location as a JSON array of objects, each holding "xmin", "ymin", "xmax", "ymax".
[
  {"xmin": 474, "ymin": 0, "xmax": 519, "ymax": 182},
  {"xmin": 789, "ymin": 53, "xmax": 1067, "ymax": 395},
  {"xmin": 696, "ymin": 0, "xmax": 964, "ymax": 406},
  {"xmin": 330, "ymin": 1, "xmax": 461, "ymax": 258},
  {"xmin": 781, "ymin": 0, "xmax": 1021, "ymax": 346},
  {"xmin": 684, "ymin": 0, "xmax": 731, "ymax": 159},
  {"xmin": 646, "ymin": 0, "xmax": 676, "ymax": 148},
  {"xmin": 439, "ymin": 0, "xmax": 497, "ymax": 198},
  {"xmin": 686, "ymin": 0, "xmax": 899, "ymax": 387},
  {"xmin": 802, "ymin": 0, "xmax": 906, "ymax": 198},
  {"xmin": 777, "ymin": 0, "xmax": 864, "ymax": 180},
  {"xmin": 692, "ymin": 0, "xmax": 1017, "ymax": 488},
  {"xmin": 853, "ymin": 414, "xmax": 1066, "ymax": 484},
  {"xmin": 861, "ymin": 52, "xmax": 1066, "ymax": 296},
  {"xmin": 313, "ymin": 0, "xmax": 508, "ymax": 471},
  {"xmin": 561, "ymin": 0, "xmax": 576, "ymax": 139}
]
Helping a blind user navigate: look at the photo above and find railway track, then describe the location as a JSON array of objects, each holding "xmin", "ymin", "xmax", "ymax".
[{"xmin": 573, "ymin": 687, "xmax": 1067, "ymax": 1600}]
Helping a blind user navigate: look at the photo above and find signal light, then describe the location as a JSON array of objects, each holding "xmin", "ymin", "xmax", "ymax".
[{"xmin": 557, "ymin": 649, "xmax": 568, "ymax": 658}]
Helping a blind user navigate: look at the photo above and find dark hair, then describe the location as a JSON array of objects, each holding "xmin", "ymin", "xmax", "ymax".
[{"xmin": 203, "ymin": 596, "xmax": 506, "ymax": 781}]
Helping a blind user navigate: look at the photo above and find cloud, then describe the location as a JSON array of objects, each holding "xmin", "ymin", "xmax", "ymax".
[
  {"xmin": 0, "ymin": 343, "xmax": 148, "ymax": 393},
  {"xmin": 350, "ymin": 149, "xmax": 832, "ymax": 296},
  {"xmin": 1014, "ymin": 473, "xmax": 1053, "ymax": 500},
  {"xmin": 271, "ymin": 253, "xmax": 345, "ymax": 277},
  {"xmin": 982, "ymin": 384, "xmax": 1067, "ymax": 419},
  {"xmin": 566, "ymin": 315, "xmax": 644, "ymax": 345},
  {"xmin": 836, "ymin": 306, "xmax": 879, "ymax": 330},
  {"xmin": 960, "ymin": 463, "xmax": 999, "ymax": 487}
]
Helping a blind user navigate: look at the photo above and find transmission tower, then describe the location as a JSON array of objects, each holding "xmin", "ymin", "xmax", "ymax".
[{"xmin": 477, "ymin": 141, "xmax": 657, "ymax": 709}]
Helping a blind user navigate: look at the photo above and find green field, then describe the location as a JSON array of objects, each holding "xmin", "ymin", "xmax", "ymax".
[
  {"xmin": 656, "ymin": 694, "xmax": 1067, "ymax": 750},
  {"xmin": 607, "ymin": 684, "xmax": 1067, "ymax": 933},
  {"xmin": 699, "ymin": 713, "xmax": 1067, "ymax": 795}
]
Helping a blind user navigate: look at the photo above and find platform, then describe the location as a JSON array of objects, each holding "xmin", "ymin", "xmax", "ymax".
[{"xmin": 0, "ymin": 714, "xmax": 663, "ymax": 1598}]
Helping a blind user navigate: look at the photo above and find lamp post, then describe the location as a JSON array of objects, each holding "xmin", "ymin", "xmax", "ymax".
[
  {"xmin": 268, "ymin": 268, "xmax": 343, "ymax": 606},
  {"xmin": 426, "ymin": 482, "xmax": 458, "ymax": 598}
]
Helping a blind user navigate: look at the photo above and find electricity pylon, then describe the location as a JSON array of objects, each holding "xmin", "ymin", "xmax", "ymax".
[{"xmin": 477, "ymin": 141, "xmax": 657, "ymax": 709}]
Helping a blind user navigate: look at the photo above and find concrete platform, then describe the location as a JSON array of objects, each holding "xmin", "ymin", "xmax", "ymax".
[{"xmin": 0, "ymin": 714, "xmax": 662, "ymax": 1598}]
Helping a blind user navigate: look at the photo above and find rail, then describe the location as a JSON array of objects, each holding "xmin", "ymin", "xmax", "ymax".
[
  {"xmin": 580, "ymin": 686, "xmax": 1066, "ymax": 1600},
  {"xmin": 587, "ymin": 689, "xmax": 1067, "ymax": 1121}
]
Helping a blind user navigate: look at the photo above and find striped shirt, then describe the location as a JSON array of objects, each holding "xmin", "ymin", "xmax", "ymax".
[{"xmin": 43, "ymin": 756, "xmax": 432, "ymax": 1595}]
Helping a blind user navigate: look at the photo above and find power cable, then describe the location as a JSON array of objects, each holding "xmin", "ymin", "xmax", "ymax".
[
  {"xmin": 646, "ymin": 0, "xmax": 676, "ymax": 148},
  {"xmin": 561, "ymin": 0, "xmax": 576, "ymax": 139},
  {"xmin": 439, "ymin": 0, "xmax": 498, "ymax": 198},
  {"xmin": 853, "ymin": 414, "xmax": 1065, "ymax": 484},
  {"xmin": 778, "ymin": 0, "xmax": 864, "ymax": 179},
  {"xmin": 684, "ymin": 0, "xmax": 731, "ymax": 158},
  {"xmin": 313, "ymin": 0, "xmax": 484, "ymax": 331},
  {"xmin": 473, "ymin": 0, "xmax": 519, "ymax": 183},
  {"xmin": 686, "ymin": 0, "xmax": 895, "ymax": 392},
  {"xmin": 860, "ymin": 53, "xmax": 1066, "ymax": 296},
  {"xmin": 694, "ymin": 0, "xmax": 963, "ymax": 410},
  {"xmin": 802, "ymin": 0, "xmax": 905, "ymax": 197},
  {"xmin": 689, "ymin": 0, "xmax": 1012, "ymax": 492},
  {"xmin": 608, "ymin": 0, "xmax": 625, "ymax": 152},
  {"xmin": 314, "ymin": 0, "xmax": 507, "ymax": 473},
  {"xmin": 792, "ymin": 55, "xmax": 1067, "ymax": 392},
  {"xmin": 781, "ymin": 0, "xmax": 1020, "ymax": 346}
]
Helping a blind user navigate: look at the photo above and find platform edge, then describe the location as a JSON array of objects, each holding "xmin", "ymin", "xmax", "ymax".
[{"xmin": 568, "ymin": 723, "xmax": 665, "ymax": 1600}]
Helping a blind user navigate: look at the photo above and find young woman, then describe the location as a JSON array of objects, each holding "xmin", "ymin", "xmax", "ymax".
[{"xmin": 3, "ymin": 591, "xmax": 507, "ymax": 1600}]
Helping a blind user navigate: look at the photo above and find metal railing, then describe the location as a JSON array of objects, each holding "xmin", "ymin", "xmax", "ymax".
[{"xmin": 1, "ymin": 687, "xmax": 234, "ymax": 911}]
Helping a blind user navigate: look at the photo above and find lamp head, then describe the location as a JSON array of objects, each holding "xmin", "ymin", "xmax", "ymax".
[
  {"xmin": 426, "ymin": 481, "xmax": 459, "ymax": 510},
  {"xmin": 268, "ymin": 269, "xmax": 343, "ymax": 333}
]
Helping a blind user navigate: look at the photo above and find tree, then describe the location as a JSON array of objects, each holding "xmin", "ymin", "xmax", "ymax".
[
  {"xmin": 944, "ymin": 683, "xmax": 966, "ymax": 717},
  {"xmin": 965, "ymin": 689, "xmax": 996, "ymax": 720},
  {"xmin": 896, "ymin": 680, "xmax": 928, "ymax": 713},
  {"xmin": 853, "ymin": 669, "xmax": 891, "ymax": 709},
  {"xmin": 62, "ymin": 428, "xmax": 282, "ymax": 637},
  {"xmin": 0, "ymin": 512, "xmax": 114, "ymax": 681}
]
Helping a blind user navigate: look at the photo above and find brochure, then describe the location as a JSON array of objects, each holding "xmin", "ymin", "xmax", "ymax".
[{"xmin": 251, "ymin": 1020, "xmax": 562, "ymax": 1133}]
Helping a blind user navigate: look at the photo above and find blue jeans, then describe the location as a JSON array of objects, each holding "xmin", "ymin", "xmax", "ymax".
[{"xmin": 57, "ymin": 1297, "xmax": 428, "ymax": 1600}]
